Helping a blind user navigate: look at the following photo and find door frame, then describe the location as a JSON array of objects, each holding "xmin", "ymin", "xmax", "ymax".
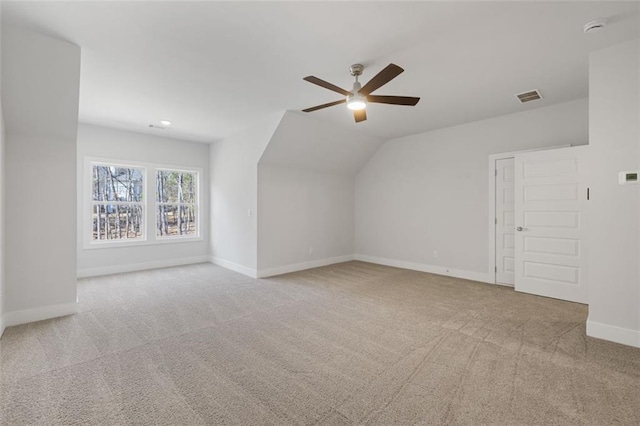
[{"xmin": 488, "ymin": 145, "xmax": 572, "ymax": 285}]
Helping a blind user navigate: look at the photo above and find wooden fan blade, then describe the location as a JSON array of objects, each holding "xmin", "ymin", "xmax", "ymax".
[
  {"xmin": 302, "ymin": 99, "xmax": 346, "ymax": 113},
  {"xmin": 359, "ymin": 64, "xmax": 404, "ymax": 95},
  {"xmin": 354, "ymin": 109, "xmax": 367, "ymax": 123},
  {"xmin": 303, "ymin": 76, "xmax": 351, "ymax": 96},
  {"xmin": 367, "ymin": 95, "xmax": 420, "ymax": 106}
]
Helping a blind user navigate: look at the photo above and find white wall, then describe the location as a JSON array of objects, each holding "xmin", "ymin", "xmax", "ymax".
[
  {"xmin": 2, "ymin": 27, "xmax": 80, "ymax": 325},
  {"xmin": 0, "ymin": 109, "xmax": 4, "ymax": 336},
  {"xmin": 0, "ymin": 7, "xmax": 5, "ymax": 336},
  {"xmin": 257, "ymin": 165, "xmax": 354, "ymax": 276},
  {"xmin": 587, "ymin": 39, "xmax": 640, "ymax": 347},
  {"xmin": 355, "ymin": 98, "xmax": 588, "ymax": 281},
  {"xmin": 76, "ymin": 124, "xmax": 210, "ymax": 277},
  {"xmin": 209, "ymin": 113, "xmax": 283, "ymax": 276},
  {"xmin": 255, "ymin": 111, "xmax": 382, "ymax": 276}
]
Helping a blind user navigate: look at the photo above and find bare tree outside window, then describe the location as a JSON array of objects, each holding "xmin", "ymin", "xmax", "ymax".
[
  {"xmin": 156, "ymin": 170, "xmax": 198, "ymax": 237},
  {"xmin": 92, "ymin": 164, "xmax": 144, "ymax": 241}
]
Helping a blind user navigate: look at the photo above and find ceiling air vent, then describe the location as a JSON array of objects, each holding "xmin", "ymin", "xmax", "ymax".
[{"xmin": 515, "ymin": 90, "xmax": 542, "ymax": 104}]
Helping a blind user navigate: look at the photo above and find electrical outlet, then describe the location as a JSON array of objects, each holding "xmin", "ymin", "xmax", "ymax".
[
  {"xmin": 433, "ymin": 251, "xmax": 439, "ymax": 259},
  {"xmin": 309, "ymin": 246, "xmax": 314, "ymax": 255}
]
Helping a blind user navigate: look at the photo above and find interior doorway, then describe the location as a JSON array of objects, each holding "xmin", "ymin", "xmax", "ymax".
[{"xmin": 489, "ymin": 145, "xmax": 588, "ymax": 303}]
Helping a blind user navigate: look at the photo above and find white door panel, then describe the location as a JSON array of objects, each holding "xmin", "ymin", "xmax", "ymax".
[
  {"xmin": 514, "ymin": 146, "xmax": 587, "ymax": 303},
  {"xmin": 495, "ymin": 158, "xmax": 515, "ymax": 286}
]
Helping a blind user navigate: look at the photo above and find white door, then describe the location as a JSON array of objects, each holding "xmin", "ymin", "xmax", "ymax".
[
  {"xmin": 514, "ymin": 146, "xmax": 587, "ymax": 303},
  {"xmin": 495, "ymin": 158, "xmax": 515, "ymax": 286}
]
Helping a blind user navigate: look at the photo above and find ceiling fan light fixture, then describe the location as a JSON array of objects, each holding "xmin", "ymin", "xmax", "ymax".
[
  {"xmin": 347, "ymin": 80, "xmax": 366, "ymax": 110},
  {"xmin": 347, "ymin": 95, "xmax": 367, "ymax": 111}
]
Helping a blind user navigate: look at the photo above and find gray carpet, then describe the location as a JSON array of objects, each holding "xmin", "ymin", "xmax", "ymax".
[{"xmin": 1, "ymin": 261, "xmax": 639, "ymax": 425}]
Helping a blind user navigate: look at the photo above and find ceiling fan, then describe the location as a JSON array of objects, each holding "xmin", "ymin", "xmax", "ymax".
[{"xmin": 302, "ymin": 63, "xmax": 420, "ymax": 123}]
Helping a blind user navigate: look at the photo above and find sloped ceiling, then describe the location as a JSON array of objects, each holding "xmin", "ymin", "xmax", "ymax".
[
  {"xmin": 259, "ymin": 111, "xmax": 384, "ymax": 175},
  {"xmin": 2, "ymin": 1, "xmax": 638, "ymax": 143},
  {"xmin": 1, "ymin": 26, "xmax": 81, "ymax": 139}
]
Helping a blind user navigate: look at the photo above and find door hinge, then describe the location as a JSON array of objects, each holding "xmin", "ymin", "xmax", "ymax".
[
  {"xmin": 495, "ymin": 217, "xmax": 498, "ymax": 225},
  {"xmin": 495, "ymin": 266, "xmax": 497, "ymax": 272},
  {"xmin": 495, "ymin": 169, "xmax": 498, "ymax": 176},
  {"xmin": 587, "ymin": 187, "xmax": 590, "ymax": 200}
]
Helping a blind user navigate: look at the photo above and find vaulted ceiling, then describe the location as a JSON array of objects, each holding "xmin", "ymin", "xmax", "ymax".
[{"xmin": 2, "ymin": 1, "xmax": 638, "ymax": 143}]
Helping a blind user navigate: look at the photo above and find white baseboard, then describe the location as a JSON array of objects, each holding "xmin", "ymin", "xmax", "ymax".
[
  {"xmin": 586, "ymin": 319, "xmax": 640, "ymax": 348},
  {"xmin": 210, "ymin": 256, "xmax": 258, "ymax": 278},
  {"xmin": 2, "ymin": 301, "xmax": 79, "ymax": 329},
  {"xmin": 354, "ymin": 254, "xmax": 492, "ymax": 284},
  {"xmin": 257, "ymin": 255, "xmax": 355, "ymax": 278},
  {"xmin": 0, "ymin": 314, "xmax": 5, "ymax": 338},
  {"xmin": 77, "ymin": 255, "xmax": 211, "ymax": 278}
]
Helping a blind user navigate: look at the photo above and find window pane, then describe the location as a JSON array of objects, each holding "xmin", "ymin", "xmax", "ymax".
[
  {"xmin": 156, "ymin": 170, "xmax": 197, "ymax": 203},
  {"xmin": 92, "ymin": 204, "xmax": 144, "ymax": 240},
  {"xmin": 93, "ymin": 165, "xmax": 144, "ymax": 202},
  {"xmin": 156, "ymin": 205, "xmax": 197, "ymax": 237}
]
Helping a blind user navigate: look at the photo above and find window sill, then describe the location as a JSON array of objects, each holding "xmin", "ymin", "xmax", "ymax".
[{"xmin": 84, "ymin": 236, "xmax": 204, "ymax": 250}]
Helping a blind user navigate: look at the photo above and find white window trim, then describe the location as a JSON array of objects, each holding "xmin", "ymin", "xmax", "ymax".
[{"xmin": 83, "ymin": 157, "xmax": 203, "ymax": 250}]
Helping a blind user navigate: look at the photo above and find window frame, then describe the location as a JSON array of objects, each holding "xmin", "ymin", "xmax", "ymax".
[{"xmin": 84, "ymin": 157, "xmax": 203, "ymax": 250}]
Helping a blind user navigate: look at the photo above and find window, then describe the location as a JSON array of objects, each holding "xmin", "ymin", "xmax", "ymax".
[
  {"xmin": 91, "ymin": 164, "xmax": 144, "ymax": 241},
  {"xmin": 156, "ymin": 170, "xmax": 199, "ymax": 238},
  {"xmin": 86, "ymin": 159, "xmax": 201, "ymax": 248}
]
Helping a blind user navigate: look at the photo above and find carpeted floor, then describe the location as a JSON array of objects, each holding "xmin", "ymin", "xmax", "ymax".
[{"xmin": 1, "ymin": 261, "xmax": 639, "ymax": 425}]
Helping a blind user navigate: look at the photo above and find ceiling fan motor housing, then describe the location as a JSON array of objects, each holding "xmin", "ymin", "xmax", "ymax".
[{"xmin": 347, "ymin": 81, "xmax": 367, "ymax": 110}]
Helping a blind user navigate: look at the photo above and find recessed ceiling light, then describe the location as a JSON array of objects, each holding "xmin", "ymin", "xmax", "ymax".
[{"xmin": 159, "ymin": 120, "xmax": 172, "ymax": 126}]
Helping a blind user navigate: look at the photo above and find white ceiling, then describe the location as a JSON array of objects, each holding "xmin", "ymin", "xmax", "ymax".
[{"xmin": 2, "ymin": 1, "xmax": 638, "ymax": 143}]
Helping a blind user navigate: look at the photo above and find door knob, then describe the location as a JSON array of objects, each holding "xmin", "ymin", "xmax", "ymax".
[{"xmin": 516, "ymin": 226, "xmax": 524, "ymax": 231}]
